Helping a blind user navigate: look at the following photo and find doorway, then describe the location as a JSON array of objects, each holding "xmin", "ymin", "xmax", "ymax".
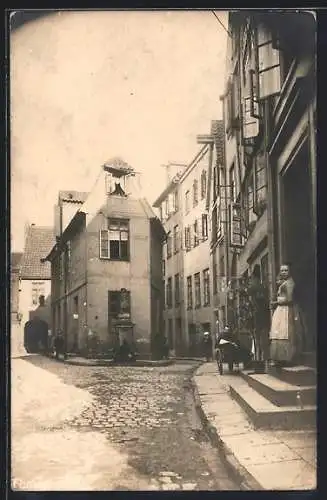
[{"xmin": 282, "ymin": 140, "xmax": 316, "ymax": 351}]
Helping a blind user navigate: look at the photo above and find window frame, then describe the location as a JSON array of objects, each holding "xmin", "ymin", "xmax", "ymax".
[
  {"xmin": 173, "ymin": 224, "xmax": 179, "ymax": 254},
  {"xmin": 187, "ymin": 275, "xmax": 193, "ymax": 310},
  {"xmin": 201, "ymin": 170, "xmax": 207, "ymax": 199},
  {"xmin": 203, "ymin": 268, "xmax": 210, "ymax": 306},
  {"xmin": 174, "ymin": 273, "xmax": 180, "ymax": 307},
  {"xmin": 202, "ymin": 214, "xmax": 208, "ymax": 240},
  {"xmin": 166, "ymin": 232, "xmax": 172, "ymax": 259},
  {"xmin": 193, "ymin": 220, "xmax": 199, "ymax": 247},
  {"xmin": 184, "ymin": 226, "xmax": 191, "ymax": 252},
  {"xmin": 253, "ymin": 152, "xmax": 267, "ymax": 216},
  {"xmin": 193, "ymin": 179, "xmax": 199, "ymax": 207},
  {"xmin": 185, "ymin": 190, "xmax": 190, "ymax": 214},
  {"xmin": 194, "ymin": 272, "xmax": 201, "ymax": 309},
  {"xmin": 166, "ymin": 277, "xmax": 173, "ymax": 309},
  {"xmin": 100, "ymin": 219, "xmax": 130, "ymax": 261}
]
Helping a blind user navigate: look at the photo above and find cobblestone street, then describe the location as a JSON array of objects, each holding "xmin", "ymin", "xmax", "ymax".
[{"xmin": 11, "ymin": 356, "xmax": 240, "ymax": 491}]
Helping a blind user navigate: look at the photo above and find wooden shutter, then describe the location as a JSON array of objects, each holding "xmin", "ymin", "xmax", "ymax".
[
  {"xmin": 249, "ymin": 69, "xmax": 260, "ymax": 119},
  {"xmin": 242, "ymin": 97, "xmax": 259, "ymax": 140},
  {"xmin": 257, "ymin": 22, "xmax": 281, "ymax": 100},
  {"xmin": 229, "ymin": 203, "xmax": 243, "ymax": 248},
  {"xmin": 100, "ymin": 230, "xmax": 109, "ymax": 258}
]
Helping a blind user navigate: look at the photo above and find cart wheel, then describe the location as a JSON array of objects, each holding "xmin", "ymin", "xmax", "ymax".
[{"xmin": 228, "ymin": 362, "xmax": 233, "ymax": 373}]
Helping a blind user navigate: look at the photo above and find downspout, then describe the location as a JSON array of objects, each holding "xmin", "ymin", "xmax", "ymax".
[{"xmin": 265, "ymin": 98, "xmax": 277, "ymax": 305}]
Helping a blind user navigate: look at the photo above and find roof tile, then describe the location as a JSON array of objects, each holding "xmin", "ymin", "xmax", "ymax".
[{"xmin": 20, "ymin": 226, "xmax": 55, "ymax": 279}]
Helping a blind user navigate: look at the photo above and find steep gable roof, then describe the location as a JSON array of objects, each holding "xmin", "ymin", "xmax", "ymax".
[{"xmin": 20, "ymin": 226, "xmax": 55, "ymax": 279}]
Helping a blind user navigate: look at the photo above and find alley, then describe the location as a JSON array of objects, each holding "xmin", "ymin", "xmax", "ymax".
[{"xmin": 11, "ymin": 356, "xmax": 240, "ymax": 491}]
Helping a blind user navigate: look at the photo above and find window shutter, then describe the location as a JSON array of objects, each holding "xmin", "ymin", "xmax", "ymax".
[
  {"xmin": 242, "ymin": 98, "xmax": 259, "ymax": 140},
  {"xmin": 249, "ymin": 69, "xmax": 260, "ymax": 119},
  {"xmin": 100, "ymin": 230, "xmax": 109, "ymax": 258},
  {"xmin": 257, "ymin": 23, "xmax": 281, "ymax": 100},
  {"xmin": 229, "ymin": 203, "xmax": 243, "ymax": 248}
]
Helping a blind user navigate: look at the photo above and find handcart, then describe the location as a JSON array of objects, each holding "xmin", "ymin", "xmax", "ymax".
[{"xmin": 215, "ymin": 338, "xmax": 253, "ymax": 375}]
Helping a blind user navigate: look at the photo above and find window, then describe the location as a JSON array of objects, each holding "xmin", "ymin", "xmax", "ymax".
[
  {"xmin": 194, "ymin": 273, "xmax": 201, "ymax": 308},
  {"xmin": 225, "ymin": 74, "xmax": 240, "ymax": 135},
  {"xmin": 257, "ymin": 22, "xmax": 281, "ymax": 100},
  {"xmin": 193, "ymin": 179, "xmax": 198, "ymax": 207},
  {"xmin": 165, "ymin": 198, "xmax": 169, "ymax": 218},
  {"xmin": 193, "ymin": 220, "xmax": 199, "ymax": 247},
  {"xmin": 184, "ymin": 226, "xmax": 191, "ymax": 252},
  {"xmin": 174, "ymin": 273, "xmax": 180, "ymax": 306},
  {"xmin": 185, "ymin": 190, "xmax": 190, "ymax": 213},
  {"xmin": 159, "ymin": 205, "xmax": 163, "ymax": 221},
  {"xmin": 213, "ymin": 253, "xmax": 218, "ymax": 295},
  {"xmin": 213, "ymin": 165, "xmax": 220, "ymax": 201},
  {"xmin": 203, "ymin": 269, "xmax": 210, "ymax": 306},
  {"xmin": 66, "ymin": 241, "xmax": 71, "ymax": 277},
  {"xmin": 187, "ymin": 276, "xmax": 193, "ymax": 310},
  {"xmin": 202, "ymin": 214, "xmax": 208, "ymax": 240},
  {"xmin": 167, "ymin": 232, "xmax": 172, "ymax": 259},
  {"xmin": 173, "ymin": 190, "xmax": 179, "ymax": 212},
  {"xmin": 244, "ymin": 172, "xmax": 256, "ymax": 232},
  {"xmin": 100, "ymin": 219, "xmax": 129, "ymax": 260},
  {"xmin": 162, "ymin": 259, "xmax": 165, "ymax": 277},
  {"xmin": 166, "ymin": 277, "xmax": 172, "ymax": 308},
  {"xmin": 31, "ymin": 281, "xmax": 45, "ymax": 306},
  {"xmin": 201, "ymin": 170, "xmax": 207, "ymax": 199},
  {"xmin": 173, "ymin": 225, "xmax": 179, "ymax": 254},
  {"xmin": 253, "ymin": 152, "xmax": 267, "ymax": 215},
  {"xmin": 229, "ymin": 165, "xmax": 236, "ymax": 202},
  {"xmin": 108, "ymin": 291, "xmax": 121, "ymax": 318}
]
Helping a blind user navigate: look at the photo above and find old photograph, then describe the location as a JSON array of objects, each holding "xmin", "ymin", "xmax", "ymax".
[{"xmin": 10, "ymin": 9, "xmax": 316, "ymax": 491}]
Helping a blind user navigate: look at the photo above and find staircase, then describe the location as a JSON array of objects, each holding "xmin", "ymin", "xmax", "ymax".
[{"xmin": 228, "ymin": 352, "xmax": 317, "ymax": 430}]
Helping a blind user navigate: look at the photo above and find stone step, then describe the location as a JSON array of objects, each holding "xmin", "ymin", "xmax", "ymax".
[
  {"xmin": 229, "ymin": 378, "xmax": 316, "ymax": 430},
  {"xmin": 268, "ymin": 364, "xmax": 316, "ymax": 386},
  {"xmin": 240, "ymin": 371, "xmax": 316, "ymax": 407},
  {"xmin": 300, "ymin": 352, "xmax": 316, "ymax": 369}
]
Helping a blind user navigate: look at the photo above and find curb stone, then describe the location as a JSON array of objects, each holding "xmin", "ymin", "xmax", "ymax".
[
  {"xmin": 62, "ymin": 357, "xmax": 175, "ymax": 367},
  {"xmin": 191, "ymin": 378, "xmax": 263, "ymax": 491}
]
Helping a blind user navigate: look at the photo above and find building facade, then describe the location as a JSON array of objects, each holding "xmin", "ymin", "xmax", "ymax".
[
  {"xmin": 213, "ymin": 11, "xmax": 316, "ymax": 356},
  {"xmin": 45, "ymin": 159, "xmax": 166, "ymax": 359},
  {"xmin": 154, "ymin": 121, "xmax": 225, "ymax": 356},
  {"xmin": 19, "ymin": 225, "xmax": 54, "ymax": 327}
]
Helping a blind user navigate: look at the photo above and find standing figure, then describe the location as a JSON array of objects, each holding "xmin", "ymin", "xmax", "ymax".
[
  {"xmin": 269, "ymin": 264, "xmax": 304, "ymax": 365},
  {"xmin": 203, "ymin": 331, "xmax": 212, "ymax": 362}
]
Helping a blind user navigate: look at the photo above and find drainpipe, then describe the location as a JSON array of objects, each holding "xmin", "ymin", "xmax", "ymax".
[{"xmin": 265, "ymin": 99, "xmax": 277, "ymax": 306}]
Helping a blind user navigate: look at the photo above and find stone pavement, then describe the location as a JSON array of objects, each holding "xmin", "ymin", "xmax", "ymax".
[
  {"xmin": 11, "ymin": 355, "xmax": 239, "ymax": 491},
  {"xmin": 193, "ymin": 362, "xmax": 317, "ymax": 491}
]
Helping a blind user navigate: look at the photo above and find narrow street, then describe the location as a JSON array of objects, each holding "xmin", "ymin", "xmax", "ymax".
[{"xmin": 11, "ymin": 356, "xmax": 240, "ymax": 491}]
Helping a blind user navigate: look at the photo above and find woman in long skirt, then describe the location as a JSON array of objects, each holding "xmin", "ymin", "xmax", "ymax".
[{"xmin": 269, "ymin": 264, "xmax": 304, "ymax": 365}]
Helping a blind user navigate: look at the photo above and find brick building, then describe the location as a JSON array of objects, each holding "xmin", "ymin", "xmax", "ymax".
[{"xmin": 44, "ymin": 159, "xmax": 166, "ymax": 358}]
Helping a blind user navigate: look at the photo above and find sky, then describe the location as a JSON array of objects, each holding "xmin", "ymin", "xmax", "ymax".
[{"xmin": 10, "ymin": 10, "xmax": 228, "ymax": 252}]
